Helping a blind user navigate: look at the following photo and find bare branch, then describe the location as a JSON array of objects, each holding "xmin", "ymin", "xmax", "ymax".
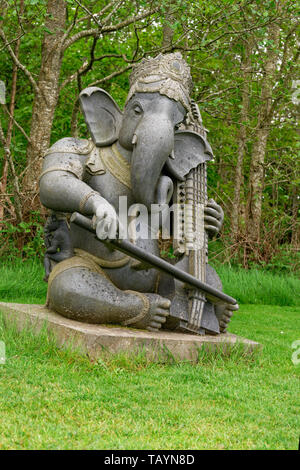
[
  {"xmin": 197, "ymin": 86, "xmax": 238, "ymax": 103},
  {"xmin": 1, "ymin": 104, "xmax": 31, "ymax": 143},
  {"xmin": 61, "ymin": 4, "xmax": 80, "ymax": 45},
  {"xmin": 0, "ymin": 31, "xmax": 25, "ymax": 52},
  {"xmin": 60, "ymin": 60, "xmax": 88, "ymax": 90},
  {"xmin": 0, "ymin": 28, "xmax": 40, "ymax": 96},
  {"xmin": 12, "ymin": 0, "xmax": 25, "ymax": 35},
  {"xmin": 76, "ymin": 1, "xmax": 118, "ymax": 24},
  {"xmin": 87, "ymin": 64, "xmax": 132, "ymax": 87},
  {"xmin": 60, "ymin": 53, "xmax": 125, "ymax": 90},
  {"xmin": 132, "ymin": 24, "xmax": 140, "ymax": 61},
  {"xmin": 63, "ymin": 28, "xmax": 100, "ymax": 51},
  {"xmin": 102, "ymin": 5, "xmax": 160, "ymax": 33},
  {"xmin": 73, "ymin": 0, "xmax": 103, "ymax": 28},
  {"xmin": 63, "ymin": 6, "xmax": 160, "ymax": 51},
  {"xmin": 102, "ymin": 0, "xmax": 124, "ymax": 26}
]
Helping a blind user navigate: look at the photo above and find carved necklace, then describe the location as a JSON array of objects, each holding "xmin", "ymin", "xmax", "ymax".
[{"xmin": 95, "ymin": 143, "xmax": 132, "ymax": 190}]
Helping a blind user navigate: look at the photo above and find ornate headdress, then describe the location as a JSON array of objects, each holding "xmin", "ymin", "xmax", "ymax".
[{"xmin": 126, "ymin": 53, "xmax": 193, "ymax": 113}]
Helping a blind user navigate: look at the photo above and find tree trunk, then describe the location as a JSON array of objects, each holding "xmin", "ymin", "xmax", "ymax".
[
  {"xmin": 0, "ymin": 0, "xmax": 24, "ymax": 225},
  {"xmin": 23, "ymin": 0, "xmax": 66, "ymax": 210},
  {"xmin": 231, "ymin": 37, "xmax": 252, "ymax": 239},
  {"xmin": 291, "ymin": 184, "xmax": 299, "ymax": 248},
  {"xmin": 0, "ymin": 121, "xmax": 22, "ymax": 223},
  {"xmin": 246, "ymin": 17, "xmax": 281, "ymax": 246}
]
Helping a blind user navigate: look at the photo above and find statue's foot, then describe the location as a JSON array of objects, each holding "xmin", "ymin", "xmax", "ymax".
[
  {"xmin": 219, "ymin": 303, "xmax": 239, "ymax": 333},
  {"xmin": 146, "ymin": 294, "xmax": 171, "ymax": 332},
  {"xmin": 126, "ymin": 293, "xmax": 170, "ymax": 332}
]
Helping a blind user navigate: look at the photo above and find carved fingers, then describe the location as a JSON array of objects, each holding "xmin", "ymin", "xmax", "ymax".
[
  {"xmin": 204, "ymin": 199, "xmax": 224, "ymax": 237},
  {"xmin": 95, "ymin": 201, "xmax": 119, "ymax": 240}
]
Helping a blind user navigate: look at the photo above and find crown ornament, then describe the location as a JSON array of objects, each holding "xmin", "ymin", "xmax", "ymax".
[{"xmin": 126, "ymin": 53, "xmax": 193, "ymax": 113}]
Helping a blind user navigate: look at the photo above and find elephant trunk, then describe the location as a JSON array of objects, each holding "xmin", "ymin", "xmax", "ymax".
[{"xmin": 130, "ymin": 114, "xmax": 174, "ymax": 209}]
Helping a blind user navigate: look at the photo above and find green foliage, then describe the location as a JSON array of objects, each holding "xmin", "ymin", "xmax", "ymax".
[
  {"xmin": 0, "ymin": 0, "xmax": 299, "ymax": 269},
  {"xmin": 265, "ymin": 246, "xmax": 300, "ymax": 273},
  {"xmin": 209, "ymin": 239, "xmax": 300, "ymax": 274},
  {"xmin": 0, "ymin": 212, "xmax": 45, "ymax": 262}
]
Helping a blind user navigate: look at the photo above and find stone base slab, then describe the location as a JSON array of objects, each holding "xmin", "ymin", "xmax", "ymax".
[{"xmin": 0, "ymin": 302, "xmax": 261, "ymax": 362}]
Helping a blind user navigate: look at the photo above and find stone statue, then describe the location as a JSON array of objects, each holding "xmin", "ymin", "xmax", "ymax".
[{"xmin": 39, "ymin": 53, "xmax": 238, "ymax": 335}]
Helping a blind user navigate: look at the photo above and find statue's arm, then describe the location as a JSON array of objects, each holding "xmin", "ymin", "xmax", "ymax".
[
  {"xmin": 39, "ymin": 138, "xmax": 118, "ymax": 239},
  {"xmin": 39, "ymin": 140, "xmax": 103, "ymax": 216}
]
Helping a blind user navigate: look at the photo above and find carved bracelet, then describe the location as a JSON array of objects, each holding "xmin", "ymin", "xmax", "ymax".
[
  {"xmin": 79, "ymin": 191, "xmax": 99, "ymax": 213},
  {"xmin": 121, "ymin": 290, "xmax": 150, "ymax": 326}
]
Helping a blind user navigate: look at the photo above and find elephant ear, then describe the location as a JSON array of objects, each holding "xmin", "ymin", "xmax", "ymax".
[
  {"xmin": 79, "ymin": 87, "xmax": 123, "ymax": 147},
  {"xmin": 166, "ymin": 130, "xmax": 214, "ymax": 181}
]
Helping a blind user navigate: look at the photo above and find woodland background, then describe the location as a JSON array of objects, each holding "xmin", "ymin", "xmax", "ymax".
[{"xmin": 0, "ymin": 0, "xmax": 299, "ymax": 272}]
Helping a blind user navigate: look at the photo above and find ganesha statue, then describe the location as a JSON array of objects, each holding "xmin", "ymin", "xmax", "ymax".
[{"xmin": 39, "ymin": 53, "xmax": 238, "ymax": 336}]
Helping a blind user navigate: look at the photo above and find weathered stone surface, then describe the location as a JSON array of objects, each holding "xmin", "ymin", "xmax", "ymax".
[
  {"xmin": 39, "ymin": 53, "xmax": 238, "ymax": 336},
  {"xmin": 0, "ymin": 302, "xmax": 261, "ymax": 362}
]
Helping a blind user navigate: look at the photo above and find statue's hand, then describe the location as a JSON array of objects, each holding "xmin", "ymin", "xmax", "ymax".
[
  {"xmin": 204, "ymin": 199, "xmax": 224, "ymax": 237},
  {"xmin": 93, "ymin": 198, "xmax": 119, "ymax": 240}
]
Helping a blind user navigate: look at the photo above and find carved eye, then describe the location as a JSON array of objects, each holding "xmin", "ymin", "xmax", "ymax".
[{"xmin": 133, "ymin": 104, "xmax": 142, "ymax": 115}]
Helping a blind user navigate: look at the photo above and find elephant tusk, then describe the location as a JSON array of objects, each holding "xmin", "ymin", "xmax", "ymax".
[
  {"xmin": 169, "ymin": 149, "xmax": 175, "ymax": 159},
  {"xmin": 131, "ymin": 134, "xmax": 137, "ymax": 145}
]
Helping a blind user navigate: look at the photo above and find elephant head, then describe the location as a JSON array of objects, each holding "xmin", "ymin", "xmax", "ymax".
[{"xmin": 79, "ymin": 87, "xmax": 213, "ymax": 209}]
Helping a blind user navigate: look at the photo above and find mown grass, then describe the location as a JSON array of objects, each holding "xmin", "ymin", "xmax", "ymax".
[
  {"xmin": 0, "ymin": 258, "xmax": 299, "ymax": 307},
  {"xmin": 0, "ymin": 260, "xmax": 299, "ymax": 449}
]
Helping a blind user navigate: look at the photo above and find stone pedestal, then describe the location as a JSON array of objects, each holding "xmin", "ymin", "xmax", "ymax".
[{"xmin": 0, "ymin": 302, "xmax": 261, "ymax": 362}]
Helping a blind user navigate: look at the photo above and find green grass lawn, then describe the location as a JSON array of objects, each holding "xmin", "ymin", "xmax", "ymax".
[{"xmin": 0, "ymin": 260, "xmax": 299, "ymax": 449}]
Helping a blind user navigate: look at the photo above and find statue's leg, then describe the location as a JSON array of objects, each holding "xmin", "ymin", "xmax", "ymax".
[{"xmin": 47, "ymin": 259, "xmax": 170, "ymax": 331}]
